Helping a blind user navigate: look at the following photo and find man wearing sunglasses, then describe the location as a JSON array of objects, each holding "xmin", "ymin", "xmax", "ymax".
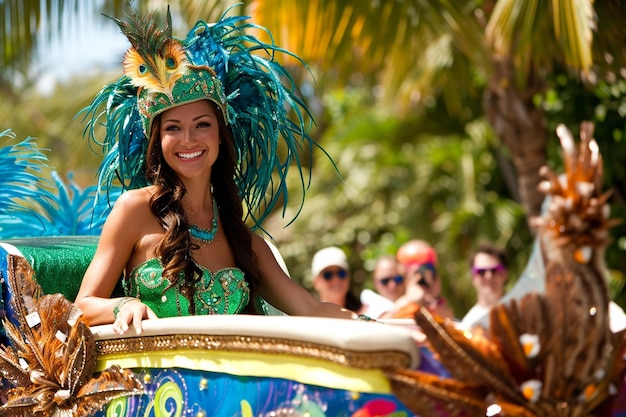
[
  {"xmin": 383, "ymin": 239, "xmax": 454, "ymax": 320},
  {"xmin": 373, "ymin": 255, "xmax": 406, "ymax": 302},
  {"xmin": 311, "ymin": 246, "xmax": 364, "ymax": 313},
  {"xmin": 360, "ymin": 255, "xmax": 406, "ymax": 319},
  {"xmin": 460, "ymin": 243, "xmax": 509, "ymax": 329}
]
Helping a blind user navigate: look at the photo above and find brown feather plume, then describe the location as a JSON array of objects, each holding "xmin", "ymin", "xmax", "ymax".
[
  {"xmin": 387, "ymin": 122, "xmax": 626, "ymax": 417},
  {"xmin": 0, "ymin": 254, "xmax": 143, "ymax": 416},
  {"xmin": 387, "ymin": 369, "xmax": 487, "ymax": 417}
]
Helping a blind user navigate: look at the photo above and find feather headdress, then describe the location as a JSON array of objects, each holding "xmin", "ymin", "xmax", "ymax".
[
  {"xmin": 113, "ymin": 7, "xmax": 228, "ymax": 135},
  {"xmin": 80, "ymin": 5, "xmax": 317, "ymax": 228}
]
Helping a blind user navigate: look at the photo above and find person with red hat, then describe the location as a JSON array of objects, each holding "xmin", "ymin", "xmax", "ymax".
[{"xmin": 383, "ymin": 239, "xmax": 454, "ymax": 320}]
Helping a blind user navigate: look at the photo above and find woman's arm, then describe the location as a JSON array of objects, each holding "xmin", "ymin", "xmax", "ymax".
[
  {"xmin": 75, "ymin": 189, "xmax": 157, "ymax": 332},
  {"xmin": 252, "ymin": 234, "xmax": 356, "ymax": 319}
]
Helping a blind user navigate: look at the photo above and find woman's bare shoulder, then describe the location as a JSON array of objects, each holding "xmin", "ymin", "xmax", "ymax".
[
  {"xmin": 105, "ymin": 187, "xmax": 157, "ymax": 224},
  {"xmin": 250, "ymin": 232, "xmax": 269, "ymax": 252},
  {"xmin": 250, "ymin": 233, "xmax": 290, "ymax": 277},
  {"xmin": 101, "ymin": 187, "xmax": 160, "ymax": 250},
  {"xmin": 113, "ymin": 187, "xmax": 155, "ymax": 209}
]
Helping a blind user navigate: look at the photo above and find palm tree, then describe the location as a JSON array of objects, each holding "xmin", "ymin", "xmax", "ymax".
[
  {"xmin": 4, "ymin": 1, "xmax": 626, "ymax": 308},
  {"xmin": 482, "ymin": 0, "xmax": 626, "ymax": 224},
  {"xmin": 1, "ymin": 1, "xmax": 117, "ymax": 89},
  {"xmin": 251, "ymin": 0, "xmax": 626, "ymax": 229},
  {"xmin": 5, "ymin": 0, "xmax": 624, "ymax": 227}
]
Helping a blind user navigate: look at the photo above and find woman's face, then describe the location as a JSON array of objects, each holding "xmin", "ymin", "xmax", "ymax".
[
  {"xmin": 313, "ymin": 266, "xmax": 351, "ymax": 306},
  {"xmin": 159, "ymin": 100, "xmax": 221, "ymax": 180},
  {"xmin": 373, "ymin": 258, "xmax": 405, "ymax": 302},
  {"xmin": 471, "ymin": 252, "xmax": 508, "ymax": 297}
]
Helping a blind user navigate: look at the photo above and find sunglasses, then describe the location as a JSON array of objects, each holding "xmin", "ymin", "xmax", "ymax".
[
  {"xmin": 471, "ymin": 264, "xmax": 506, "ymax": 277},
  {"xmin": 322, "ymin": 269, "xmax": 348, "ymax": 281},
  {"xmin": 379, "ymin": 275, "xmax": 404, "ymax": 286}
]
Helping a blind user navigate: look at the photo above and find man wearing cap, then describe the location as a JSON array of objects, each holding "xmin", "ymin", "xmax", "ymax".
[
  {"xmin": 311, "ymin": 246, "xmax": 364, "ymax": 313},
  {"xmin": 384, "ymin": 239, "xmax": 454, "ymax": 320}
]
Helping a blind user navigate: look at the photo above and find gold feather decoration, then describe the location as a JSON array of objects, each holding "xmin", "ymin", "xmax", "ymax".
[
  {"xmin": 115, "ymin": 7, "xmax": 188, "ymax": 99},
  {"xmin": 0, "ymin": 255, "xmax": 143, "ymax": 416},
  {"xmin": 386, "ymin": 122, "xmax": 626, "ymax": 417}
]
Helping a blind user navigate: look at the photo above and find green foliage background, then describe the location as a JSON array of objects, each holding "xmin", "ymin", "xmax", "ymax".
[{"xmin": 1, "ymin": 0, "xmax": 625, "ymax": 317}]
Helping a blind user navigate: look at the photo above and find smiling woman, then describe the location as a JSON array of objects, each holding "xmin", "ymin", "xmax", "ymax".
[
  {"xmin": 73, "ymin": 4, "xmax": 358, "ymax": 335},
  {"xmin": 158, "ymin": 101, "xmax": 221, "ymax": 183}
]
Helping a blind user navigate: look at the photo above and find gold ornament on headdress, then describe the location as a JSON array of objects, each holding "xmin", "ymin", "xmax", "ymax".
[
  {"xmin": 113, "ymin": 7, "xmax": 227, "ymax": 135},
  {"xmin": 117, "ymin": 8, "xmax": 187, "ymax": 98},
  {"xmin": 122, "ymin": 38, "xmax": 188, "ymax": 100}
]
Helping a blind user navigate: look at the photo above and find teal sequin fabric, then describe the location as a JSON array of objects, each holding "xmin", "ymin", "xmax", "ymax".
[{"xmin": 124, "ymin": 258, "xmax": 250, "ymax": 317}]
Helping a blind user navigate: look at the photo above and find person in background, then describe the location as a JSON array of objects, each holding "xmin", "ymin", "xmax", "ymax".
[
  {"xmin": 384, "ymin": 239, "xmax": 454, "ymax": 320},
  {"xmin": 311, "ymin": 246, "xmax": 364, "ymax": 313},
  {"xmin": 360, "ymin": 255, "xmax": 405, "ymax": 319},
  {"xmin": 460, "ymin": 243, "xmax": 509, "ymax": 328}
]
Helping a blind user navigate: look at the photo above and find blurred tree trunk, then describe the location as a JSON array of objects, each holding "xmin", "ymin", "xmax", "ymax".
[{"xmin": 484, "ymin": 57, "xmax": 548, "ymax": 228}]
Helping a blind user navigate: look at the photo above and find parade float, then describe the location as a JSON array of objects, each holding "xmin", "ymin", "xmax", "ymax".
[
  {"xmin": 0, "ymin": 123, "xmax": 625, "ymax": 416},
  {"xmin": 0, "ymin": 153, "xmax": 423, "ymax": 415},
  {"xmin": 0, "ymin": 242, "xmax": 420, "ymax": 416},
  {"xmin": 0, "ymin": 4, "xmax": 431, "ymax": 412},
  {"xmin": 0, "ymin": 3, "xmax": 625, "ymax": 414}
]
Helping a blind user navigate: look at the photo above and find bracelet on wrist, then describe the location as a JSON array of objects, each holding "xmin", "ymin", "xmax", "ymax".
[
  {"xmin": 355, "ymin": 314, "xmax": 377, "ymax": 323},
  {"xmin": 113, "ymin": 297, "xmax": 137, "ymax": 319}
]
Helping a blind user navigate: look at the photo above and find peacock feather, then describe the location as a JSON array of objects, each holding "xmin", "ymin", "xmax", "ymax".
[{"xmin": 115, "ymin": 7, "xmax": 188, "ymax": 99}]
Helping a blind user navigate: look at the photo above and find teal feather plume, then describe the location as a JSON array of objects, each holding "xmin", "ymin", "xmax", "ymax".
[
  {"xmin": 184, "ymin": 7, "xmax": 319, "ymax": 228},
  {"xmin": 79, "ymin": 77, "xmax": 148, "ymax": 198},
  {"xmin": 28, "ymin": 172, "xmax": 120, "ymax": 236},
  {"xmin": 80, "ymin": 4, "xmax": 327, "ymax": 230},
  {"xmin": 0, "ymin": 130, "xmax": 50, "ymax": 238},
  {"xmin": 0, "ymin": 130, "xmax": 115, "ymax": 238}
]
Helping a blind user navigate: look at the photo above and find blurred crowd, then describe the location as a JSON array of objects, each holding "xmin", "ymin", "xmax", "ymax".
[
  {"xmin": 308, "ymin": 238, "xmax": 626, "ymax": 334},
  {"xmin": 308, "ymin": 239, "xmax": 510, "ymax": 328}
]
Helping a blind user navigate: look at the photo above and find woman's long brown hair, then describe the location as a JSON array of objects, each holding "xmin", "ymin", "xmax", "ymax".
[{"xmin": 144, "ymin": 100, "xmax": 262, "ymax": 314}]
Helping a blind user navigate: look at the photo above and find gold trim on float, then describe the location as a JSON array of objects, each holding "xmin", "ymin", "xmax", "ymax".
[
  {"xmin": 96, "ymin": 334, "xmax": 411, "ymax": 369},
  {"xmin": 95, "ymin": 334, "xmax": 411, "ymax": 394}
]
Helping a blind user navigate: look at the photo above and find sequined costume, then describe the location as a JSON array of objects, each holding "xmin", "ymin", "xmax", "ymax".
[{"xmin": 124, "ymin": 258, "xmax": 250, "ymax": 317}]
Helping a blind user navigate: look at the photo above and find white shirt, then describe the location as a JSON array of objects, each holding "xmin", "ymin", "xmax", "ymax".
[
  {"xmin": 360, "ymin": 289, "xmax": 395, "ymax": 319},
  {"xmin": 459, "ymin": 304, "xmax": 490, "ymax": 330}
]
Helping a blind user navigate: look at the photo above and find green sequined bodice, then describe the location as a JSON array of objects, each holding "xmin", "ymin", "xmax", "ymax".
[{"xmin": 124, "ymin": 258, "xmax": 250, "ymax": 317}]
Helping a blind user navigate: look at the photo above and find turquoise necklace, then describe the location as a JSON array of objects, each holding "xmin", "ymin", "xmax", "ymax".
[{"xmin": 189, "ymin": 197, "xmax": 219, "ymax": 244}]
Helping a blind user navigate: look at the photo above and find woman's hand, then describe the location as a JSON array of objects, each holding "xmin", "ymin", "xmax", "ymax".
[{"xmin": 112, "ymin": 298, "xmax": 158, "ymax": 335}]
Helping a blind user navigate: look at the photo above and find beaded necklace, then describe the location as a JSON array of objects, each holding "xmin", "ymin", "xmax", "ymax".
[{"xmin": 189, "ymin": 197, "xmax": 219, "ymax": 244}]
